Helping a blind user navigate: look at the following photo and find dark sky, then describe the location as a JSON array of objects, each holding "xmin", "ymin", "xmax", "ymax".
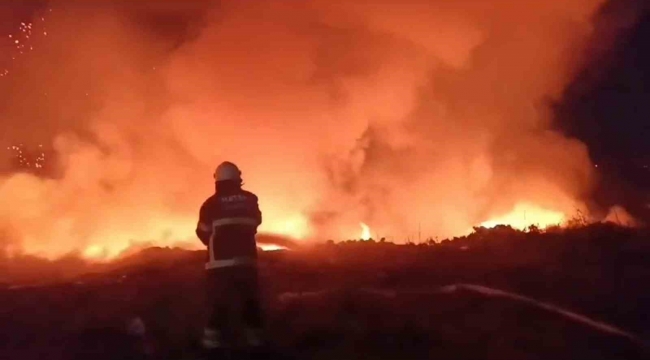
[
  {"xmin": 556, "ymin": 1, "xmax": 650, "ymax": 220},
  {"xmin": 560, "ymin": 3, "xmax": 649, "ymax": 165}
]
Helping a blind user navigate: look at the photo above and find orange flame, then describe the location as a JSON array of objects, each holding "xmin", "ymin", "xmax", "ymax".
[
  {"xmin": 360, "ymin": 223, "xmax": 372, "ymax": 240},
  {"xmin": 0, "ymin": 0, "xmax": 619, "ymax": 261},
  {"xmin": 479, "ymin": 203, "xmax": 566, "ymax": 230},
  {"xmin": 259, "ymin": 243, "xmax": 288, "ymax": 251}
]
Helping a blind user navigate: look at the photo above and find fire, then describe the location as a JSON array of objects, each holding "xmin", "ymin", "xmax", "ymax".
[
  {"xmin": 81, "ymin": 233, "xmax": 291, "ymax": 262},
  {"xmin": 0, "ymin": 0, "xmax": 624, "ymax": 261},
  {"xmin": 76, "ymin": 202, "xmax": 568, "ymax": 260},
  {"xmin": 360, "ymin": 223, "xmax": 372, "ymax": 240},
  {"xmin": 480, "ymin": 203, "xmax": 566, "ymax": 230},
  {"xmin": 260, "ymin": 213, "xmax": 311, "ymax": 240},
  {"xmin": 82, "ymin": 245, "xmax": 110, "ymax": 260},
  {"xmin": 259, "ymin": 244, "xmax": 288, "ymax": 251}
]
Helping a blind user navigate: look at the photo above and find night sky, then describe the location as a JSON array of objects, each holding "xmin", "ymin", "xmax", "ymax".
[{"xmin": 556, "ymin": 1, "xmax": 650, "ymax": 220}]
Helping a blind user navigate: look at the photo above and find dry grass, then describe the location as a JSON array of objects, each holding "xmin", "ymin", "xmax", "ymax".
[{"xmin": 1, "ymin": 223, "xmax": 649, "ymax": 359}]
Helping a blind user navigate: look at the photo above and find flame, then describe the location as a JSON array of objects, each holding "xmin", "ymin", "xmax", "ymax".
[
  {"xmin": 72, "ymin": 214, "xmax": 306, "ymax": 261},
  {"xmin": 0, "ymin": 0, "xmax": 623, "ymax": 261},
  {"xmin": 81, "ymin": 233, "xmax": 291, "ymax": 262},
  {"xmin": 82, "ymin": 244, "xmax": 109, "ymax": 260},
  {"xmin": 479, "ymin": 203, "xmax": 566, "ymax": 230},
  {"xmin": 360, "ymin": 223, "xmax": 372, "ymax": 240},
  {"xmin": 260, "ymin": 213, "xmax": 311, "ymax": 240},
  {"xmin": 259, "ymin": 243, "xmax": 288, "ymax": 251}
]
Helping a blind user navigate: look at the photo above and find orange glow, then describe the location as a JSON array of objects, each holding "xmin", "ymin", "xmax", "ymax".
[
  {"xmin": 81, "ymin": 233, "xmax": 291, "ymax": 262},
  {"xmin": 479, "ymin": 203, "xmax": 566, "ymax": 230},
  {"xmin": 82, "ymin": 244, "xmax": 110, "ymax": 260},
  {"xmin": 360, "ymin": 223, "xmax": 371, "ymax": 240},
  {"xmin": 259, "ymin": 243, "xmax": 288, "ymax": 251},
  {"xmin": 0, "ymin": 0, "xmax": 631, "ymax": 261},
  {"xmin": 260, "ymin": 213, "xmax": 311, "ymax": 240}
]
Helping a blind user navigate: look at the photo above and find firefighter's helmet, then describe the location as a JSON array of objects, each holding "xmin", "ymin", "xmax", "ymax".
[{"xmin": 214, "ymin": 161, "xmax": 242, "ymax": 182}]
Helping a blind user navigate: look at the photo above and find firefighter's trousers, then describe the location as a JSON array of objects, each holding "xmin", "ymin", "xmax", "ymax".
[{"xmin": 204, "ymin": 264, "xmax": 264, "ymax": 347}]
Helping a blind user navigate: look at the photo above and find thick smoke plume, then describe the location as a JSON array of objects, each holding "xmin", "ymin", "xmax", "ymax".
[{"xmin": 0, "ymin": 0, "xmax": 623, "ymax": 259}]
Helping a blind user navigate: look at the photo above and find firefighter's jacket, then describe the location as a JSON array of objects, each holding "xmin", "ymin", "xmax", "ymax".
[{"xmin": 196, "ymin": 182, "xmax": 262, "ymax": 270}]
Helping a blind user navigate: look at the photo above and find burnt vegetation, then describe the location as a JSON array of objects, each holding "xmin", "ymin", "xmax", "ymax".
[{"xmin": 1, "ymin": 222, "xmax": 650, "ymax": 359}]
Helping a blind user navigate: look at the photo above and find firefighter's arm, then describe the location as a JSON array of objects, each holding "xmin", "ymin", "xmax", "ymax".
[
  {"xmin": 252, "ymin": 194, "xmax": 262, "ymax": 225},
  {"xmin": 196, "ymin": 203, "xmax": 212, "ymax": 246}
]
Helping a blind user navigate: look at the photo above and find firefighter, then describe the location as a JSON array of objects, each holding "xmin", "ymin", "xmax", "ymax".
[{"xmin": 195, "ymin": 161, "xmax": 264, "ymax": 350}]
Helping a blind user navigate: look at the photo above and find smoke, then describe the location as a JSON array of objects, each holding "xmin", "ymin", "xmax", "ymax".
[
  {"xmin": 305, "ymin": 0, "xmax": 605, "ymax": 239},
  {"xmin": 0, "ymin": 0, "xmax": 623, "ymax": 258}
]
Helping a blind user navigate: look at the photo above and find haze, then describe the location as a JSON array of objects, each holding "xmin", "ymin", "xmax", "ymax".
[{"xmin": 0, "ymin": 0, "xmax": 629, "ymax": 259}]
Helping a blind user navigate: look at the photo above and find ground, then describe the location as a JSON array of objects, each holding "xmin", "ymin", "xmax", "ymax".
[{"xmin": 1, "ymin": 223, "xmax": 650, "ymax": 360}]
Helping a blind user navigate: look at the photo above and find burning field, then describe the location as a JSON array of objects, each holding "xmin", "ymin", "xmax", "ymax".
[
  {"xmin": 0, "ymin": 0, "xmax": 643, "ymax": 261},
  {"xmin": 0, "ymin": 1, "xmax": 649, "ymax": 358},
  {"xmin": 2, "ymin": 224, "xmax": 650, "ymax": 360}
]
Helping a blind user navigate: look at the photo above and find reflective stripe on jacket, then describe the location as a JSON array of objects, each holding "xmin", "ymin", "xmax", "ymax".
[{"xmin": 196, "ymin": 184, "xmax": 262, "ymax": 270}]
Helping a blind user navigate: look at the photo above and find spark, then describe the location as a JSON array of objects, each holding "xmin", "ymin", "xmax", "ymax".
[
  {"xmin": 2, "ymin": 13, "xmax": 49, "ymax": 79},
  {"xmin": 7, "ymin": 143, "xmax": 49, "ymax": 172}
]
